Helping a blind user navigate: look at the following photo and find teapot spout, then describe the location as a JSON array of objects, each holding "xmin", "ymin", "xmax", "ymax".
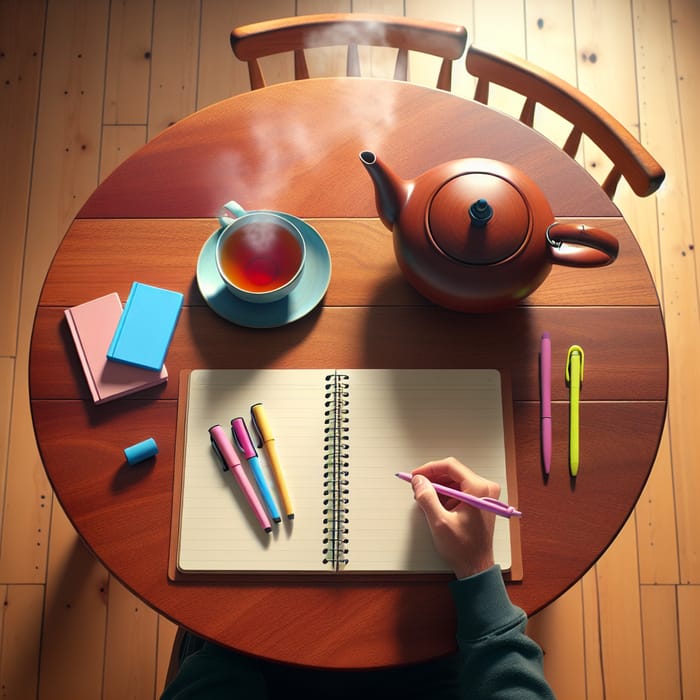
[{"xmin": 359, "ymin": 151, "xmax": 410, "ymax": 229}]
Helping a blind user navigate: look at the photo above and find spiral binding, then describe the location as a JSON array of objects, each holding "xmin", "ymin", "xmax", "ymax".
[{"xmin": 322, "ymin": 372, "xmax": 350, "ymax": 571}]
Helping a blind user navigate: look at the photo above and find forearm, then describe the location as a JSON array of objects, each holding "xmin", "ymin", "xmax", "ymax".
[{"xmin": 450, "ymin": 566, "xmax": 556, "ymax": 699}]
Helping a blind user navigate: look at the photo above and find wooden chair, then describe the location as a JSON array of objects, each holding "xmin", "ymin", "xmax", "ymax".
[
  {"xmin": 465, "ymin": 44, "xmax": 665, "ymax": 199},
  {"xmin": 230, "ymin": 13, "xmax": 468, "ymax": 92}
]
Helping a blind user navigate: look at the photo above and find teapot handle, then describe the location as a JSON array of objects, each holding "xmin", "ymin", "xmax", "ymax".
[{"xmin": 547, "ymin": 223, "xmax": 619, "ymax": 267}]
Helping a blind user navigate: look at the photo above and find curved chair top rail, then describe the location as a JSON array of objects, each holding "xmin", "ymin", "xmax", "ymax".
[
  {"xmin": 466, "ymin": 44, "xmax": 665, "ymax": 198},
  {"xmin": 231, "ymin": 13, "xmax": 468, "ymax": 92}
]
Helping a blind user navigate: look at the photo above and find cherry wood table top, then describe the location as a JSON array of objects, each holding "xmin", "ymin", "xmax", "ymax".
[{"xmin": 29, "ymin": 78, "xmax": 667, "ymax": 669}]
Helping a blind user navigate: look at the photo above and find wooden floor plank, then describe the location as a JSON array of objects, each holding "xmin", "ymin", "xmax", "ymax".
[
  {"xmin": 634, "ymin": 0, "xmax": 700, "ymax": 585},
  {"xmin": 0, "ymin": 584, "xmax": 44, "ymax": 700},
  {"xmin": 669, "ymin": 2, "xmax": 700, "ymax": 582},
  {"xmin": 103, "ymin": 0, "xmax": 154, "ymax": 125},
  {"xmin": 147, "ymin": 0, "xmax": 201, "ymax": 140},
  {"xmin": 640, "ymin": 585, "xmax": 681, "ymax": 699},
  {"xmin": 671, "ymin": 0, "xmax": 700, "ymax": 286},
  {"xmin": 38, "ymin": 504, "xmax": 108, "ymax": 700},
  {"xmin": 103, "ymin": 576, "xmax": 159, "ymax": 700},
  {"xmin": 155, "ymin": 616, "xmax": 178, "ymax": 699},
  {"xmin": 527, "ymin": 582, "xmax": 587, "ymax": 698},
  {"xmin": 0, "ymin": 0, "xmax": 45, "ymax": 358},
  {"xmin": 22, "ymin": 0, "xmax": 109, "ymax": 284},
  {"xmin": 0, "ymin": 0, "xmax": 109, "ymax": 588},
  {"xmin": 0, "ymin": 585, "xmax": 5, "ymax": 679},
  {"xmin": 678, "ymin": 585, "xmax": 700, "ymax": 699},
  {"xmin": 100, "ymin": 125, "xmax": 148, "ymax": 182},
  {"xmin": 594, "ymin": 516, "xmax": 646, "ymax": 698},
  {"xmin": 635, "ymin": 422, "xmax": 680, "ymax": 583},
  {"xmin": 585, "ymin": 0, "xmax": 679, "ymax": 589},
  {"xmin": 0, "ymin": 379, "xmax": 51, "ymax": 583},
  {"xmin": 581, "ymin": 567, "xmax": 604, "ymax": 700},
  {"xmin": 298, "ymin": 0, "xmax": 350, "ymax": 15},
  {"xmin": 0, "ymin": 360, "xmax": 14, "ymax": 544}
]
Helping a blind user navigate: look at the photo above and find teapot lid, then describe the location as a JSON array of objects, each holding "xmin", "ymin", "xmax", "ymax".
[{"xmin": 427, "ymin": 172, "xmax": 531, "ymax": 264}]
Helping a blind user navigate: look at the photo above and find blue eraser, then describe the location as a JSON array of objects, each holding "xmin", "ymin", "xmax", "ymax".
[{"xmin": 124, "ymin": 437, "xmax": 158, "ymax": 465}]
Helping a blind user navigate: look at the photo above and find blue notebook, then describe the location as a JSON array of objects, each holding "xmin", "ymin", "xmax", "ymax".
[{"xmin": 107, "ymin": 282, "xmax": 184, "ymax": 371}]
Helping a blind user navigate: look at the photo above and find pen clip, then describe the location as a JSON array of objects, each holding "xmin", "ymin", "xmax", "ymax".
[
  {"xmin": 231, "ymin": 417, "xmax": 257, "ymax": 458},
  {"xmin": 230, "ymin": 417, "xmax": 245, "ymax": 452},
  {"xmin": 249, "ymin": 404, "xmax": 264, "ymax": 449},
  {"xmin": 566, "ymin": 345, "xmax": 584, "ymax": 386},
  {"xmin": 209, "ymin": 425, "xmax": 229, "ymax": 471},
  {"xmin": 479, "ymin": 496, "xmax": 521, "ymax": 517}
]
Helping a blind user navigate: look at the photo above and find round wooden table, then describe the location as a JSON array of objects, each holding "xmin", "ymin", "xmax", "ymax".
[{"xmin": 29, "ymin": 78, "xmax": 667, "ymax": 669}]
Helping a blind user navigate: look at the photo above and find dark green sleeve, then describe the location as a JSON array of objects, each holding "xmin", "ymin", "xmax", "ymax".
[{"xmin": 450, "ymin": 565, "xmax": 556, "ymax": 699}]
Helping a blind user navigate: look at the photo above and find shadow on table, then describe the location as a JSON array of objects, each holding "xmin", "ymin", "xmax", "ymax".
[{"xmin": 184, "ymin": 276, "xmax": 326, "ymax": 370}]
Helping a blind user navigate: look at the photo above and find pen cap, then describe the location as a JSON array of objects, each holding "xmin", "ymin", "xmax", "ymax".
[
  {"xmin": 250, "ymin": 403, "xmax": 273, "ymax": 443},
  {"xmin": 231, "ymin": 417, "xmax": 257, "ymax": 458},
  {"xmin": 566, "ymin": 344, "xmax": 585, "ymax": 384},
  {"xmin": 209, "ymin": 424, "xmax": 239, "ymax": 469}
]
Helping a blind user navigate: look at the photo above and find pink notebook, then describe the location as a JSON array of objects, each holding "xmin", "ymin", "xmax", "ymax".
[{"xmin": 65, "ymin": 293, "xmax": 168, "ymax": 404}]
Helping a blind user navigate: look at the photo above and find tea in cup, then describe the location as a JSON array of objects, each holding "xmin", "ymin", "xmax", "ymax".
[{"xmin": 215, "ymin": 212, "xmax": 306, "ymax": 303}]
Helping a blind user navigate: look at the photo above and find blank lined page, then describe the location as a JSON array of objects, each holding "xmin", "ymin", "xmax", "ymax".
[
  {"xmin": 178, "ymin": 369, "xmax": 328, "ymax": 573},
  {"xmin": 341, "ymin": 369, "xmax": 510, "ymax": 572},
  {"xmin": 177, "ymin": 369, "xmax": 512, "ymax": 574}
]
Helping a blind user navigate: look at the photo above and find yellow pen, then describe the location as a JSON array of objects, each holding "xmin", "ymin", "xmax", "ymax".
[
  {"xmin": 566, "ymin": 345, "xmax": 584, "ymax": 477},
  {"xmin": 250, "ymin": 403, "xmax": 294, "ymax": 519}
]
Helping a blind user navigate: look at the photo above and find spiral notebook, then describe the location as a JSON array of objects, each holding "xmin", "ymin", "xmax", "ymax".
[{"xmin": 169, "ymin": 369, "xmax": 521, "ymax": 580}]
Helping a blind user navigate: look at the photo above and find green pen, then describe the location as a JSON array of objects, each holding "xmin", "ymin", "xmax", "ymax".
[{"xmin": 566, "ymin": 345, "xmax": 584, "ymax": 477}]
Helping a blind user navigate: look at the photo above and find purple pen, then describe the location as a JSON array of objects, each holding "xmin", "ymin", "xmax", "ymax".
[
  {"xmin": 395, "ymin": 472, "xmax": 522, "ymax": 518},
  {"xmin": 540, "ymin": 332, "xmax": 552, "ymax": 475}
]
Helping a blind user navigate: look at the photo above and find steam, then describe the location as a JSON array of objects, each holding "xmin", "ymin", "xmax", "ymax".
[
  {"xmin": 302, "ymin": 20, "xmax": 399, "ymax": 72},
  {"xmin": 239, "ymin": 22, "xmax": 401, "ymax": 204}
]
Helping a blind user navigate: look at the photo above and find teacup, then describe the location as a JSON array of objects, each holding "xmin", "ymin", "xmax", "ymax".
[{"xmin": 216, "ymin": 203, "xmax": 306, "ymax": 304}]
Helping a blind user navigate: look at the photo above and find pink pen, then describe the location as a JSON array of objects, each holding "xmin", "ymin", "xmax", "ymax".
[
  {"xmin": 209, "ymin": 424, "xmax": 272, "ymax": 533},
  {"xmin": 395, "ymin": 472, "xmax": 522, "ymax": 518},
  {"xmin": 540, "ymin": 332, "xmax": 552, "ymax": 475}
]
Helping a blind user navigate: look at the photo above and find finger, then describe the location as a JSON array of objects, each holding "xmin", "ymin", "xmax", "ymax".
[
  {"xmin": 411, "ymin": 474, "xmax": 448, "ymax": 524},
  {"xmin": 413, "ymin": 457, "xmax": 499, "ymax": 499}
]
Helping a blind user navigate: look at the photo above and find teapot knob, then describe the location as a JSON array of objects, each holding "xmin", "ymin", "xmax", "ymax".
[{"xmin": 468, "ymin": 199, "xmax": 494, "ymax": 227}]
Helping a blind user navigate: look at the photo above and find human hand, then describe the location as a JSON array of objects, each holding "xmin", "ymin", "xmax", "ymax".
[{"xmin": 410, "ymin": 457, "xmax": 499, "ymax": 579}]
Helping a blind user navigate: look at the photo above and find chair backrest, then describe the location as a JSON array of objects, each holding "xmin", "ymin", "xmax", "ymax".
[
  {"xmin": 230, "ymin": 13, "xmax": 467, "ymax": 92},
  {"xmin": 466, "ymin": 44, "xmax": 665, "ymax": 199}
]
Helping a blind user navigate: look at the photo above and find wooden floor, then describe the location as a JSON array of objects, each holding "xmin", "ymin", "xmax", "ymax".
[{"xmin": 1, "ymin": 0, "xmax": 698, "ymax": 697}]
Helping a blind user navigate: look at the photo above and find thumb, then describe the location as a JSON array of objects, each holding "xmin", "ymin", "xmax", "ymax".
[{"xmin": 411, "ymin": 474, "xmax": 445, "ymax": 524}]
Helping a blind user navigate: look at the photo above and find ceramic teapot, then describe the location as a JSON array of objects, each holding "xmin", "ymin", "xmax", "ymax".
[{"xmin": 359, "ymin": 151, "xmax": 619, "ymax": 312}]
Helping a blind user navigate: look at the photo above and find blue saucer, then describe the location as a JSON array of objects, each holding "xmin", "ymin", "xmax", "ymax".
[{"xmin": 197, "ymin": 213, "xmax": 331, "ymax": 328}]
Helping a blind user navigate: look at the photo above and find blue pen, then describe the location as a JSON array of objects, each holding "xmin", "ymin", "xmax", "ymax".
[{"xmin": 231, "ymin": 417, "xmax": 282, "ymax": 523}]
